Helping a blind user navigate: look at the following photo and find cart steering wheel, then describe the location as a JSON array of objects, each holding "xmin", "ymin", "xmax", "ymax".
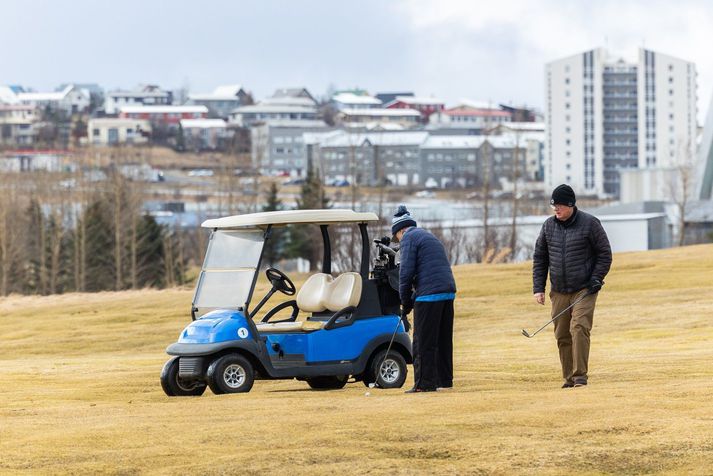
[{"xmin": 265, "ymin": 268, "xmax": 296, "ymax": 296}]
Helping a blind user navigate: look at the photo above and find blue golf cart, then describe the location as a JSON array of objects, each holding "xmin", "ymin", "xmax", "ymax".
[{"xmin": 161, "ymin": 209, "xmax": 412, "ymax": 396}]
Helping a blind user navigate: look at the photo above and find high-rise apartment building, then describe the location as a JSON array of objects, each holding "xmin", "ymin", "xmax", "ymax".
[{"xmin": 546, "ymin": 48, "xmax": 697, "ymax": 197}]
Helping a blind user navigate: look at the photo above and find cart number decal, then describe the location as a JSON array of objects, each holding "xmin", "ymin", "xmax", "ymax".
[{"xmin": 238, "ymin": 328, "xmax": 249, "ymax": 339}]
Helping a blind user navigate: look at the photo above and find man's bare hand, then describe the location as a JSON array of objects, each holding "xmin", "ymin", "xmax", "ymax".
[{"xmin": 534, "ymin": 292, "xmax": 545, "ymax": 305}]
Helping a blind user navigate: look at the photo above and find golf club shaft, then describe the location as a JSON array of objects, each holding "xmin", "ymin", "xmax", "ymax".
[
  {"xmin": 527, "ymin": 291, "xmax": 590, "ymax": 337},
  {"xmin": 375, "ymin": 316, "xmax": 403, "ymax": 386}
]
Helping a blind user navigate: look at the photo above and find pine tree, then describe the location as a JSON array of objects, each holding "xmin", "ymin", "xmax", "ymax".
[
  {"xmin": 135, "ymin": 214, "xmax": 166, "ymax": 288},
  {"xmin": 286, "ymin": 163, "xmax": 330, "ymax": 270},
  {"xmin": 261, "ymin": 182, "xmax": 286, "ymax": 267},
  {"xmin": 83, "ymin": 199, "xmax": 115, "ymax": 292},
  {"xmin": 24, "ymin": 199, "xmax": 46, "ymax": 294}
]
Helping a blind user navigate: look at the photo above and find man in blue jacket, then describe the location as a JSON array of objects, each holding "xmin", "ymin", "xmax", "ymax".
[{"xmin": 392, "ymin": 205, "xmax": 457, "ymax": 393}]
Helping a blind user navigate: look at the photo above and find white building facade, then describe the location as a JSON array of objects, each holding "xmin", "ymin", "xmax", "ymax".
[{"xmin": 546, "ymin": 48, "xmax": 697, "ymax": 198}]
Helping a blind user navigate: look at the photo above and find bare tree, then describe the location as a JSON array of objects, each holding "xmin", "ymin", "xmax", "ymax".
[
  {"xmin": 509, "ymin": 131, "xmax": 523, "ymax": 261},
  {"xmin": 667, "ymin": 139, "xmax": 696, "ymax": 247}
]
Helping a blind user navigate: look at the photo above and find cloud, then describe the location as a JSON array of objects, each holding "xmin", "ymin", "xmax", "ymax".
[{"xmin": 393, "ymin": 0, "xmax": 713, "ymax": 120}]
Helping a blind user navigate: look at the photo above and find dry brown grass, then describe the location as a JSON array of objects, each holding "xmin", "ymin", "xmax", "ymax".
[{"xmin": 2, "ymin": 245, "xmax": 713, "ymax": 475}]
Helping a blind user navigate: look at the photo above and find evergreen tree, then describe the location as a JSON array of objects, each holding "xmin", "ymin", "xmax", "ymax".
[
  {"xmin": 261, "ymin": 182, "xmax": 286, "ymax": 267},
  {"xmin": 286, "ymin": 163, "xmax": 330, "ymax": 270},
  {"xmin": 135, "ymin": 214, "xmax": 166, "ymax": 288},
  {"xmin": 24, "ymin": 199, "xmax": 46, "ymax": 294},
  {"xmin": 83, "ymin": 199, "xmax": 115, "ymax": 292},
  {"xmin": 176, "ymin": 123, "xmax": 186, "ymax": 152}
]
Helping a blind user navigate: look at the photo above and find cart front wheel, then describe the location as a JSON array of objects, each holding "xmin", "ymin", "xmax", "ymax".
[{"xmin": 207, "ymin": 354, "xmax": 255, "ymax": 394}]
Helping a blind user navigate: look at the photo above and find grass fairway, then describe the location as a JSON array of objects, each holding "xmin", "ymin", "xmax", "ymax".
[{"xmin": 2, "ymin": 244, "xmax": 713, "ymax": 475}]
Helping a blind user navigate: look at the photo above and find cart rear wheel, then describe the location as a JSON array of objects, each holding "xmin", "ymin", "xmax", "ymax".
[
  {"xmin": 364, "ymin": 350, "xmax": 408, "ymax": 389},
  {"xmin": 160, "ymin": 357, "xmax": 207, "ymax": 397},
  {"xmin": 207, "ymin": 354, "xmax": 255, "ymax": 394}
]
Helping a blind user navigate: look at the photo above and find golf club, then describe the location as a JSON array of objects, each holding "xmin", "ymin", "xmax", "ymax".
[
  {"xmin": 522, "ymin": 290, "xmax": 592, "ymax": 338},
  {"xmin": 369, "ymin": 313, "xmax": 407, "ymax": 389}
]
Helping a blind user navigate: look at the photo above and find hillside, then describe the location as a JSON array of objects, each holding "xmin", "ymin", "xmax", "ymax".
[{"xmin": 1, "ymin": 245, "xmax": 713, "ymax": 475}]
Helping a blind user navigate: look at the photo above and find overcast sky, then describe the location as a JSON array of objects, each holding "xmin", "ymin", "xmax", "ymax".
[{"xmin": 2, "ymin": 0, "xmax": 712, "ymax": 120}]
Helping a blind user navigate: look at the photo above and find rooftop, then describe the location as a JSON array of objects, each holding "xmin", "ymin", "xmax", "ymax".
[
  {"xmin": 232, "ymin": 104, "xmax": 317, "ymax": 114},
  {"xmin": 339, "ymin": 108, "xmax": 421, "ymax": 117},
  {"xmin": 317, "ymin": 130, "xmax": 429, "ymax": 148},
  {"xmin": 119, "ymin": 105, "xmax": 208, "ymax": 114},
  {"xmin": 189, "ymin": 84, "xmax": 245, "ymax": 101},
  {"xmin": 332, "ymin": 93, "xmax": 382, "ymax": 105},
  {"xmin": 388, "ymin": 96, "xmax": 445, "ymax": 106},
  {"xmin": 443, "ymin": 106, "xmax": 511, "ymax": 118},
  {"xmin": 421, "ymin": 135, "xmax": 486, "ymax": 149},
  {"xmin": 180, "ymin": 119, "xmax": 227, "ymax": 128}
]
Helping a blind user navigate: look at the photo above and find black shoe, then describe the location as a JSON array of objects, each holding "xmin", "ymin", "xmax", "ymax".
[
  {"xmin": 405, "ymin": 387, "xmax": 437, "ymax": 394},
  {"xmin": 561, "ymin": 383, "xmax": 574, "ymax": 389},
  {"xmin": 573, "ymin": 380, "xmax": 587, "ymax": 388}
]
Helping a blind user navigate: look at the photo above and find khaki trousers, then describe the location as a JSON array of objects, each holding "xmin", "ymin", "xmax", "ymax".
[{"xmin": 551, "ymin": 289, "xmax": 598, "ymax": 384}]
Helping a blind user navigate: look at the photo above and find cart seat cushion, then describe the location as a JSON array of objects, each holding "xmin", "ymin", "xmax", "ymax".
[
  {"xmin": 296, "ymin": 272, "xmax": 363, "ymax": 313},
  {"xmin": 255, "ymin": 320, "xmax": 324, "ymax": 333},
  {"xmin": 296, "ymin": 273, "xmax": 332, "ymax": 312},
  {"xmin": 326, "ymin": 272, "xmax": 362, "ymax": 311}
]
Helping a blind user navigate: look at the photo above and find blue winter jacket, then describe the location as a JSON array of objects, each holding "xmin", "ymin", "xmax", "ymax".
[{"xmin": 398, "ymin": 227, "xmax": 457, "ymax": 307}]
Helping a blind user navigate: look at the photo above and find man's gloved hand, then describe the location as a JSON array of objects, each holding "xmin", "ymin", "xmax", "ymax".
[
  {"xmin": 587, "ymin": 278, "xmax": 603, "ymax": 294},
  {"xmin": 401, "ymin": 305, "xmax": 412, "ymax": 332}
]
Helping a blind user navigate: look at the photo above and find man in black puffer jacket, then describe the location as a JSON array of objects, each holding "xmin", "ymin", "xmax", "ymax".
[
  {"xmin": 392, "ymin": 205, "xmax": 456, "ymax": 393},
  {"xmin": 533, "ymin": 185, "xmax": 612, "ymax": 388}
]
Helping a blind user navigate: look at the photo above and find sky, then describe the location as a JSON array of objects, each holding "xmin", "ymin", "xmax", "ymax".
[{"xmin": 2, "ymin": 0, "xmax": 713, "ymax": 120}]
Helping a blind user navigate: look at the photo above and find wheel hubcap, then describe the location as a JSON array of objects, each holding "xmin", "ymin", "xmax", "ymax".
[
  {"xmin": 379, "ymin": 358, "xmax": 400, "ymax": 384},
  {"xmin": 223, "ymin": 364, "xmax": 246, "ymax": 388}
]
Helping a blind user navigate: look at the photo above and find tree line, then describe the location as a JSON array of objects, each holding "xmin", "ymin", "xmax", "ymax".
[{"xmin": 0, "ymin": 170, "xmax": 186, "ymax": 297}]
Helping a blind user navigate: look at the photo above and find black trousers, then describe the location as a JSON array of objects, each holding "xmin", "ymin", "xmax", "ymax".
[{"xmin": 412, "ymin": 299, "xmax": 454, "ymax": 390}]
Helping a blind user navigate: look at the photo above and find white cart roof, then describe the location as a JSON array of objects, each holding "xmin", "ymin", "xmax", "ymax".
[{"xmin": 202, "ymin": 209, "xmax": 380, "ymax": 229}]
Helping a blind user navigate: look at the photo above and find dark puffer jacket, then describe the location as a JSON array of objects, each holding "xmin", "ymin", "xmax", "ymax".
[
  {"xmin": 399, "ymin": 227, "xmax": 456, "ymax": 306},
  {"xmin": 533, "ymin": 208, "xmax": 612, "ymax": 294}
]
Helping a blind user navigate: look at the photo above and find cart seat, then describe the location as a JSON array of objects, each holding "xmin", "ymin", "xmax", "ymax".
[
  {"xmin": 296, "ymin": 272, "xmax": 362, "ymax": 313},
  {"xmin": 256, "ymin": 272, "xmax": 362, "ymax": 333}
]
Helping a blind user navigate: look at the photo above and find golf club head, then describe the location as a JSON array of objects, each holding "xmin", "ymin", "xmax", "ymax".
[
  {"xmin": 521, "ymin": 329, "xmax": 532, "ymax": 338},
  {"xmin": 368, "ymin": 383, "xmax": 376, "ymax": 389}
]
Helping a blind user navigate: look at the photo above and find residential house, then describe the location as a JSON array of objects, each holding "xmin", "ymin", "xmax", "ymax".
[
  {"xmin": 384, "ymin": 96, "xmax": 445, "ymax": 124},
  {"xmin": 187, "ymin": 84, "xmax": 250, "ymax": 119},
  {"xmin": 430, "ymin": 102, "xmax": 512, "ymax": 130},
  {"xmin": 180, "ymin": 118, "xmax": 230, "ymax": 151},
  {"xmin": 105, "ymin": 85, "xmax": 172, "ymax": 115},
  {"xmin": 16, "ymin": 85, "xmax": 90, "ymax": 115},
  {"xmin": 86, "ymin": 117, "xmax": 151, "ymax": 145},
  {"xmin": 230, "ymin": 104, "xmax": 318, "ymax": 128},
  {"xmin": 331, "ymin": 92, "xmax": 382, "ymax": 111},
  {"xmin": 118, "ymin": 105, "xmax": 208, "ymax": 129},
  {"xmin": 336, "ymin": 108, "xmax": 421, "ymax": 127},
  {"xmin": 0, "ymin": 105, "xmax": 38, "ymax": 146},
  {"xmin": 375, "ymin": 92, "xmax": 414, "ymax": 105}
]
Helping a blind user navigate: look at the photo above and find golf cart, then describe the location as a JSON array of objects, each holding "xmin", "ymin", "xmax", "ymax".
[{"xmin": 161, "ymin": 209, "xmax": 412, "ymax": 396}]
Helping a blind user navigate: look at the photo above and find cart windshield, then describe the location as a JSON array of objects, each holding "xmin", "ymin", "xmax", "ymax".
[{"xmin": 193, "ymin": 229, "xmax": 265, "ymax": 311}]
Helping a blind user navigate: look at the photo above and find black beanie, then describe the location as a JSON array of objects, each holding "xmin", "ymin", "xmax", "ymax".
[{"xmin": 550, "ymin": 184, "xmax": 576, "ymax": 207}]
